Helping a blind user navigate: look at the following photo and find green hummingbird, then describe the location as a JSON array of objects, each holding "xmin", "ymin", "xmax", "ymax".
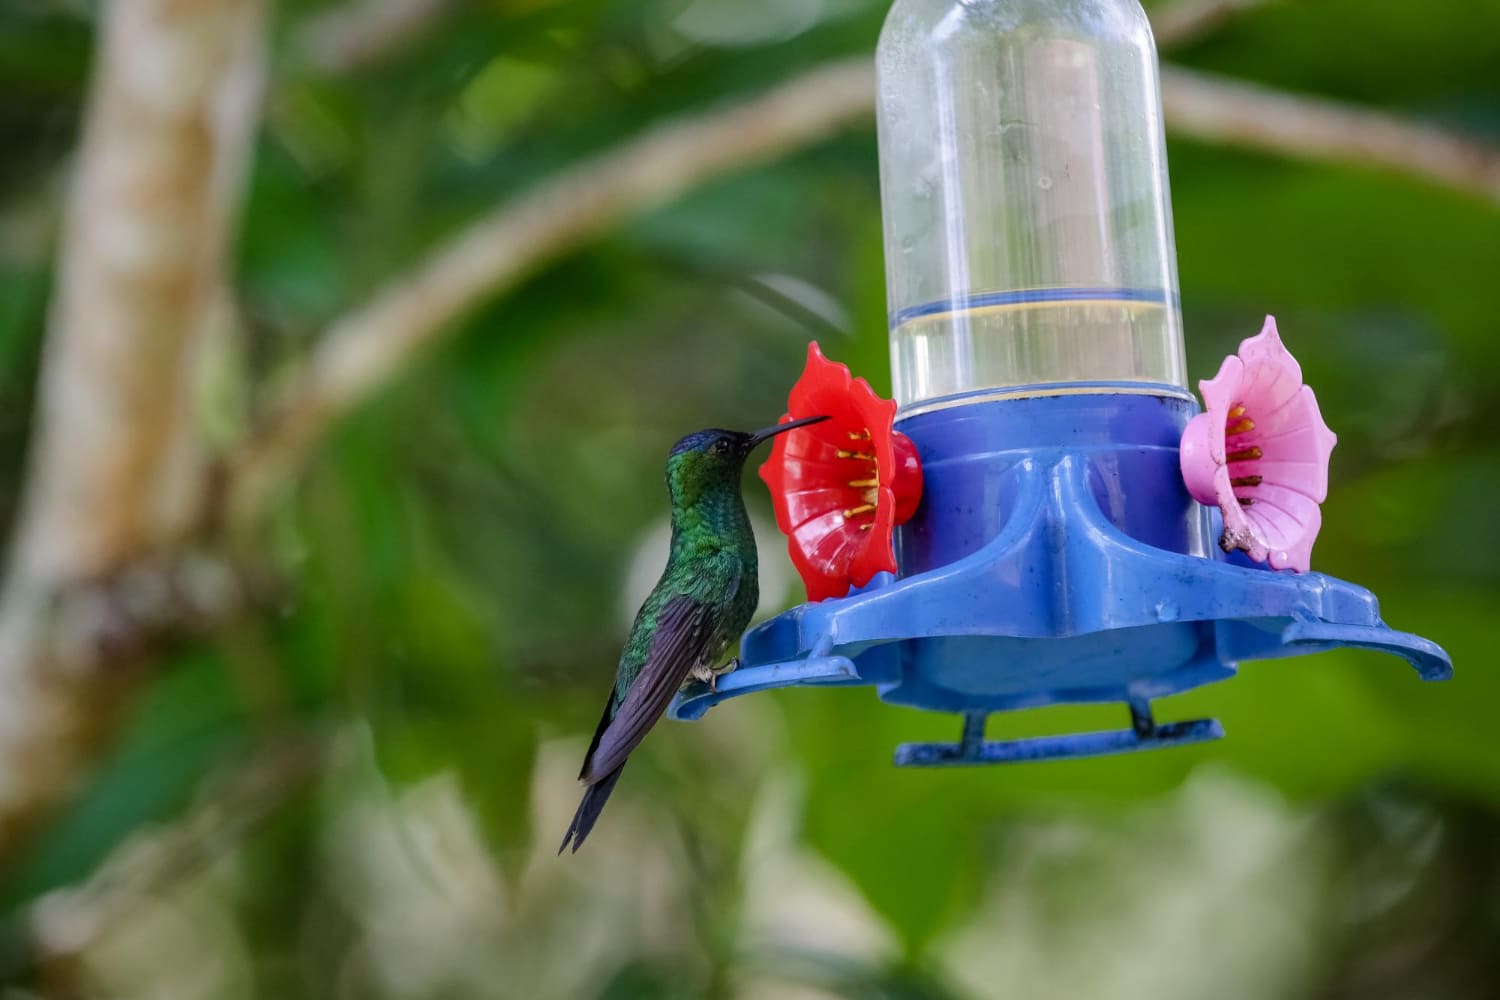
[{"xmin": 559, "ymin": 414, "xmax": 829, "ymax": 854}]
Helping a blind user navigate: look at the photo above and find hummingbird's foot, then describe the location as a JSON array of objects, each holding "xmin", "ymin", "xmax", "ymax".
[
  {"xmin": 708, "ymin": 658, "xmax": 739, "ymax": 693},
  {"xmin": 688, "ymin": 659, "xmax": 739, "ymax": 693}
]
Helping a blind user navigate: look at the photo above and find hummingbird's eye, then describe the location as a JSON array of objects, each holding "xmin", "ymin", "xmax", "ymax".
[{"xmin": 713, "ymin": 440, "xmax": 731, "ymax": 454}]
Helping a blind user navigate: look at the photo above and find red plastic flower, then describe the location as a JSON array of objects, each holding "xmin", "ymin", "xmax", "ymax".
[{"xmin": 759, "ymin": 342, "xmax": 923, "ymax": 602}]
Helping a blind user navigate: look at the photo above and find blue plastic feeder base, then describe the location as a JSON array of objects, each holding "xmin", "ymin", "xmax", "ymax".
[{"xmin": 668, "ymin": 388, "xmax": 1452, "ymax": 765}]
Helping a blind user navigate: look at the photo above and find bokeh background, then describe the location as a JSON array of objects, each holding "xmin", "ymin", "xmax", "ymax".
[{"xmin": 1, "ymin": 0, "xmax": 1498, "ymax": 997}]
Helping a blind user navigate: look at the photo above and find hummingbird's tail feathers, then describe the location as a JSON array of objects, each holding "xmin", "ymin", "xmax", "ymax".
[{"xmin": 558, "ymin": 765, "xmax": 624, "ymax": 855}]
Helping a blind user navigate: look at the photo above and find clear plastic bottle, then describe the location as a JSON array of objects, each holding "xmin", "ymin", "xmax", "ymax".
[{"xmin": 876, "ymin": 0, "xmax": 1188, "ymax": 413}]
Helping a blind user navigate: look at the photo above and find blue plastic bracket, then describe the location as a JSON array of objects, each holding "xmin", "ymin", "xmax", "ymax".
[
  {"xmin": 1279, "ymin": 621, "xmax": 1452, "ymax": 681},
  {"xmin": 670, "ymin": 654, "xmax": 859, "ymax": 722}
]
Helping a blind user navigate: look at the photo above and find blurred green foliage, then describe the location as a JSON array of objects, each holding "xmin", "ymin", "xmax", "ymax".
[{"xmin": 0, "ymin": 0, "xmax": 1498, "ymax": 997}]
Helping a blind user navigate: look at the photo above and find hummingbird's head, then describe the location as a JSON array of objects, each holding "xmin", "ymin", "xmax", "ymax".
[{"xmin": 665, "ymin": 415, "xmax": 828, "ymax": 505}]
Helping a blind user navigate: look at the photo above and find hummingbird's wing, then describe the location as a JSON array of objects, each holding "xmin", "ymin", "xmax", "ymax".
[
  {"xmin": 580, "ymin": 593, "xmax": 715, "ymax": 784},
  {"xmin": 575, "ymin": 692, "xmax": 616, "ymax": 781}
]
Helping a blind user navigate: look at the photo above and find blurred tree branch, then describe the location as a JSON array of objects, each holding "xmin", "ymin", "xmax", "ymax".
[
  {"xmin": 294, "ymin": 0, "xmax": 456, "ymax": 76},
  {"xmin": 0, "ymin": 0, "xmax": 266, "ymax": 861},
  {"xmin": 223, "ymin": 58, "xmax": 879, "ymax": 524},
  {"xmin": 1151, "ymin": 0, "xmax": 1282, "ymax": 49},
  {"xmin": 1159, "ymin": 65, "xmax": 1500, "ymax": 204}
]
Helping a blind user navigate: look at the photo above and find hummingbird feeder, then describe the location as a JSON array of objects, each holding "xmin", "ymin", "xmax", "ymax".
[{"xmin": 668, "ymin": 0, "xmax": 1451, "ymax": 764}]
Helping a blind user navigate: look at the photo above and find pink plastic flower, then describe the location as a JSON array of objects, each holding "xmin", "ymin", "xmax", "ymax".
[
  {"xmin": 760, "ymin": 343, "xmax": 923, "ymax": 602},
  {"xmin": 1179, "ymin": 316, "xmax": 1337, "ymax": 573}
]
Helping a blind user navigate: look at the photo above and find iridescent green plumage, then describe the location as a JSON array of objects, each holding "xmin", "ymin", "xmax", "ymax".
[{"xmin": 560, "ymin": 416, "xmax": 826, "ymax": 854}]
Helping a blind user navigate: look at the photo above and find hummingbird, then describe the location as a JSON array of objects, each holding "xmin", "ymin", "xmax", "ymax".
[{"xmin": 559, "ymin": 413, "xmax": 829, "ymax": 854}]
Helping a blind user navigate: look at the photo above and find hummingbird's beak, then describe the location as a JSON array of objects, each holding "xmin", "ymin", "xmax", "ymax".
[{"xmin": 747, "ymin": 414, "xmax": 830, "ymax": 450}]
